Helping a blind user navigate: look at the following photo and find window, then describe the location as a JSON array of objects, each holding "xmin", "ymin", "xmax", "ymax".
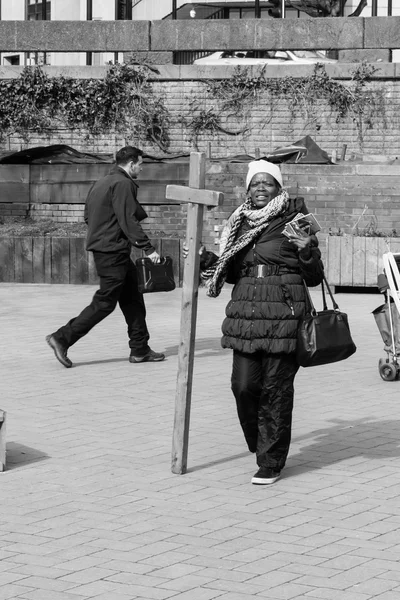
[
  {"xmin": 3, "ymin": 55, "xmax": 21, "ymax": 66},
  {"xmin": 27, "ymin": 1, "xmax": 51, "ymax": 21},
  {"xmin": 116, "ymin": 0, "xmax": 132, "ymax": 20}
]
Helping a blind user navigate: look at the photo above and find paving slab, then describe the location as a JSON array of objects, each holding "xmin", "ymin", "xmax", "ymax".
[{"xmin": 1, "ymin": 282, "xmax": 400, "ymax": 599}]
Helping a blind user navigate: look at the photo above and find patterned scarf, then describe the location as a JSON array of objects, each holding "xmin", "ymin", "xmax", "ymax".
[{"xmin": 202, "ymin": 189, "xmax": 290, "ymax": 297}]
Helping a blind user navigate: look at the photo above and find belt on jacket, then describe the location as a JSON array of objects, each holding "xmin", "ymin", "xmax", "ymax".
[{"xmin": 239, "ymin": 264, "xmax": 301, "ymax": 278}]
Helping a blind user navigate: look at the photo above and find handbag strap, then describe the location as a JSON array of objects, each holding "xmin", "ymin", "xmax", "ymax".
[
  {"xmin": 322, "ymin": 272, "xmax": 339, "ymax": 310},
  {"xmin": 303, "ymin": 272, "xmax": 340, "ymax": 314},
  {"xmin": 302, "ymin": 280, "xmax": 317, "ymax": 315}
]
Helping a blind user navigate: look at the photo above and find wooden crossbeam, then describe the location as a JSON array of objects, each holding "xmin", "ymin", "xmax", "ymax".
[{"xmin": 166, "ymin": 152, "xmax": 223, "ymax": 474}]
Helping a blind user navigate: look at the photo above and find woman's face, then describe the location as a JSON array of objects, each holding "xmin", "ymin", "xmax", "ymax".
[{"xmin": 249, "ymin": 173, "xmax": 281, "ymax": 209}]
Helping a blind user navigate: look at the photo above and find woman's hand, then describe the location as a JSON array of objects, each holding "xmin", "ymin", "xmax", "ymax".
[
  {"xmin": 182, "ymin": 242, "xmax": 207, "ymax": 260},
  {"xmin": 286, "ymin": 226, "xmax": 312, "ymax": 259}
]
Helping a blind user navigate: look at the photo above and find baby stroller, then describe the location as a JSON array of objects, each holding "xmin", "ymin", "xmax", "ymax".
[{"xmin": 373, "ymin": 252, "xmax": 400, "ymax": 381}]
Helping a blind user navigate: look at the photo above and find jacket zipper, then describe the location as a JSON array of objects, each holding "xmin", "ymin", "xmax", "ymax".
[{"xmin": 281, "ymin": 284, "xmax": 295, "ymax": 316}]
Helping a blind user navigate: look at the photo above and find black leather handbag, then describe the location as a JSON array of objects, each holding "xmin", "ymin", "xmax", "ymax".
[
  {"xmin": 296, "ymin": 274, "xmax": 357, "ymax": 367},
  {"xmin": 135, "ymin": 255, "xmax": 176, "ymax": 294}
]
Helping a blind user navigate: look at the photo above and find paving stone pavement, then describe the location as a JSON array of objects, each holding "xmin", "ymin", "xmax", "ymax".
[{"xmin": 1, "ymin": 282, "xmax": 400, "ymax": 600}]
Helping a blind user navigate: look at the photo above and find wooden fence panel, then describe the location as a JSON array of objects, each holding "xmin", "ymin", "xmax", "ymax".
[
  {"xmin": 365, "ymin": 237, "xmax": 380, "ymax": 286},
  {"xmin": 0, "ymin": 238, "xmax": 14, "ymax": 282},
  {"xmin": 160, "ymin": 238, "xmax": 180, "ymax": 285},
  {"xmin": 14, "ymin": 237, "xmax": 34, "ymax": 283},
  {"xmin": 31, "ymin": 237, "xmax": 52, "ymax": 283},
  {"xmin": 51, "ymin": 238, "xmax": 70, "ymax": 283},
  {"xmin": 340, "ymin": 235, "xmax": 353, "ymax": 286},
  {"xmin": 326, "ymin": 236, "xmax": 341, "ymax": 285},
  {"xmin": 0, "ymin": 236, "xmax": 187, "ymax": 285},
  {"xmin": 352, "ymin": 236, "xmax": 366, "ymax": 286},
  {"xmin": 69, "ymin": 238, "xmax": 89, "ymax": 284},
  {"xmin": 0, "ymin": 165, "xmax": 30, "ymax": 204}
]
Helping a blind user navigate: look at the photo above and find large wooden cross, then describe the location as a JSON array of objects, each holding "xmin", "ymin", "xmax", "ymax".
[{"xmin": 166, "ymin": 152, "xmax": 224, "ymax": 474}]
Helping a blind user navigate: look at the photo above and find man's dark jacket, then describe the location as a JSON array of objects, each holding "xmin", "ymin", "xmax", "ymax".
[{"xmin": 84, "ymin": 165, "xmax": 155, "ymax": 255}]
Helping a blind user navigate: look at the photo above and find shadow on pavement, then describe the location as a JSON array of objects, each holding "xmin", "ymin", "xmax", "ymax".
[
  {"xmin": 187, "ymin": 451, "xmax": 251, "ymax": 473},
  {"xmin": 291, "ymin": 416, "xmax": 400, "ymax": 471},
  {"xmin": 5, "ymin": 442, "xmax": 49, "ymax": 471},
  {"xmin": 73, "ymin": 357, "xmax": 130, "ymax": 367},
  {"xmin": 164, "ymin": 336, "xmax": 226, "ymax": 359}
]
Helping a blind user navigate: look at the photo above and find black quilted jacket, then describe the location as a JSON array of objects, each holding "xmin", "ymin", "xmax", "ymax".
[{"xmin": 203, "ymin": 198, "xmax": 324, "ymax": 355}]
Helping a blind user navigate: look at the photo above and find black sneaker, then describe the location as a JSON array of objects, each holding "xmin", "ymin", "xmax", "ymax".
[
  {"xmin": 129, "ymin": 349, "xmax": 165, "ymax": 363},
  {"xmin": 251, "ymin": 467, "xmax": 281, "ymax": 485}
]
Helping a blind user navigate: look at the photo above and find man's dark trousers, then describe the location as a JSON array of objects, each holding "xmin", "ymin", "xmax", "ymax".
[{"xmin": 53, "ymin": 251, "xmax": 150, "ymax": 356}]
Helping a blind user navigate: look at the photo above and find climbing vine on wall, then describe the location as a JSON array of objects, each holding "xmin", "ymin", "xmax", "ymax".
[
  {"xmin": 186, "ymin": 62, "xmax": 387, "ymax": 151},
  {"xmin": 0, "ymin": 60, "xmax": 388, "ymax": 154},
  {"xmin": 0, "ymin": 61, "xmax": 171, "ymax": 151}
]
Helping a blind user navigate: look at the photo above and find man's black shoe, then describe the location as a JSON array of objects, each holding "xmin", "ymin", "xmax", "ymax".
[
  {"xmin": 46, "ymin": 335, "xmax": 72, "ymax": 368},
  {"xmin": 129, "ymin": 349, "xmax": 165, "ymax": 363}
]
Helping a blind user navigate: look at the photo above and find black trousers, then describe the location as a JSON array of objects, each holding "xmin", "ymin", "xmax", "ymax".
[
  {"xmin": 53, "ymin": 251, "xmax": 150, "ymax": 355},
  {"xmin": 231, "ymin": 350, "xmax": 299, "ymax": 471}
]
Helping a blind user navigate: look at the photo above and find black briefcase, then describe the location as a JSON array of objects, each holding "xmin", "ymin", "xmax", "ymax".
[{"xmin": 135, "ymin": 256, "xmax": 176, "ymax": 294}]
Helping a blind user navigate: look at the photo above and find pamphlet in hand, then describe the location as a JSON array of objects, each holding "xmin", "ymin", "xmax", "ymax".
[{"xmin": 282, "ymin": 213, "xmax": 321, "ymax": 238}]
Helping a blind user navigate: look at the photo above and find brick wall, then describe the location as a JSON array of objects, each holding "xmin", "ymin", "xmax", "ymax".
[
  {"xmin": 3, "ymin": 65, "xmax": 400, "ymax": 159},
  {"xmin": 30, "ymin": 203, "xmax": 86, "ymax": 222}
]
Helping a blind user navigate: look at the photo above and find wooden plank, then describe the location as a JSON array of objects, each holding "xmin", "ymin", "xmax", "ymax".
[
  {"xmin": 21, "ymin": 237, "xmax": 34, "ymax": 283},
  {"xmin": 30, "ymin": 182, "xmax": 93, "ymax": 204},
  {"xmin": 326, "ymin": 236, "xmax": 341, "ymax": 286},
  {"xmin": 138, "ymin": 182, "xmax": 187, "ymax": 204},
  {"xmin": 340, "ymin": 235, "xmax": 353, "ymax": 286},
  {"xmin": 0, "ymin": 237, "xmax": 14, "ymax": 282},
  {"xmin": 160, "ymin": 238, "xmax": 181, "ymax": 285},
  {"xmin": 0, "ymin": 165, "xmax": 30, "ymax": 204},
  {"xmin": 178, "ymin": 239, "xmax": 185, "ymax": 287},
  {"xmin": 69, "ymin": 237, "xmax": 89, "ymax": 284},
  {"xmin": 150, "ymin": 238, "xmax": 162, "ymax": 255},
  {"xmin": 32, "ymin": 237, "xmax": 45, "ymax": 283},
  {"xmin": 14, "ymin": 237, "xmax": 33, "ymax": 283},
  {"xmin": 51, "ymin": 238, "xmax": 70, "ymax": 284},
  {"xmin": 171, "ymin": 152, "xmax": 224, "ymax": 475},
  {"xmin": 44, "ymin": 237, "xmax": 52, "ymax": 283},
  {"xmin": 30, "ymin": 164, "xmax": 111, "ymax": 184},
  {"xmin": 352, "ymin": 236, "xmax": 366, "ymax": 286},
  {"xmin": 0, "ymin": 165, "xmax": 30, "ymax": 183},
  {"xmin": 365, "ymin": 237, "xmax": 380, "ymax": 286},
  {"xmin": 385, "ymin": 238, "xmax": 400, "ymax": 255},
  {"xmin": 166, "ymin": 185, "xmax": 223, "ymax": 207},
  {"xmin": 0, "ymin": 410, "xmax": 6, "ymax": 472}
]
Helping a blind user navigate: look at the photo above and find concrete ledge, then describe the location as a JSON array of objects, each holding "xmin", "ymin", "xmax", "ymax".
[
  {"xmin": 150, "ymin": 17, "xmax": 363, "ymax": 52},
  {"xmin": 1, "ymin": 17, "xmax": 399, "ymax": 53},
  {"xmin": 0, "ymin": 63, "xmax": 398, "ymax": 81},
  {"xmin": 338, "ymin": 49, "xmax": 391, "ymax": 63},
  {"xmin": 0, "ymin": 20, "xmax": 150, "ymax": 52},
  {"xmin": 364, "ymin": 17, "xmax": 400, "ymax": 49}
]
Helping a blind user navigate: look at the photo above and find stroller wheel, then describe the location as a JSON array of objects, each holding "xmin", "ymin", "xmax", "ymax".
[{"xmin": 378, "ymin": 358, "xmax": 398, "ymax": 381}]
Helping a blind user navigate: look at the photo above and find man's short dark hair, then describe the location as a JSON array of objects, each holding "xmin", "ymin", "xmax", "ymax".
[{"xmin": 115, "ymin": 146, "xmax": 143, "ymax": 166}]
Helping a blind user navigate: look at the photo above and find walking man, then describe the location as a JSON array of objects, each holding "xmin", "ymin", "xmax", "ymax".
[{"xmin": 46, "ymin": 146, "xmax": 165, "ymax": 367}]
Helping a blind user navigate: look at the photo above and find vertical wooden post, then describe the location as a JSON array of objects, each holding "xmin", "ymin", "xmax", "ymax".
[
  {"xmin": 166, "ymin": 153, "xmax": 223, "ymax": 475},
  {"xmin": 171, "ymin": 153, "xmax": 205, "ymax": 474},
  {"xmin": 0, "ymin": 410, "xmax": 6, "ymax": 472}
]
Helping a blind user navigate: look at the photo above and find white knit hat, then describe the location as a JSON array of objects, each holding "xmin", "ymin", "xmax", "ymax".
[{"xmin": 246, "ymin": 160, "xmax": 283, "ymax": 190}]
